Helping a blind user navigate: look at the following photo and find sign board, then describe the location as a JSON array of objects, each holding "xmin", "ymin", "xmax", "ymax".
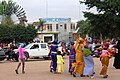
[{"xmin": 41, "ymin": 18, "xmax": 71, "ymax": 22}]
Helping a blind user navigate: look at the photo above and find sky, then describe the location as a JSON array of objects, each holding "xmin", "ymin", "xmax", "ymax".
[{"xmin": 10, "ymin": 0, "xmax": 97, "ymax": 22}]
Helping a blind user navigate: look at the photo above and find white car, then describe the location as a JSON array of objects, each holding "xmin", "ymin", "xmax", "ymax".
[{"xmin": 14, "ymin": 43, "xmax": 50, "ymax": 60}]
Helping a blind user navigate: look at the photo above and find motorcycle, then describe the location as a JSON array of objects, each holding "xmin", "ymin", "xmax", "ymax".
[{"xmin": 4, "ymin": 48, "xmax": 18, "ymax": 61}]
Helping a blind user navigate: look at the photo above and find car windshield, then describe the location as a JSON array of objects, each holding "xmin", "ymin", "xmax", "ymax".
[{"xmin": 25, "ymin": 44, "xmax": 32, "ymax": 49}]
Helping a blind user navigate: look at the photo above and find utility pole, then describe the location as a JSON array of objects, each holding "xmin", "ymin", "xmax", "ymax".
[{"xmin": 46, "ymin": 0, "xmax": 48, "ymax": 18}]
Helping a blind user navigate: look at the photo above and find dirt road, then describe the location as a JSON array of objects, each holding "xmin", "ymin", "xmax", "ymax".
[{"xmin": 0, "ymin": 56, "xmax": 120, "ymax": 80}]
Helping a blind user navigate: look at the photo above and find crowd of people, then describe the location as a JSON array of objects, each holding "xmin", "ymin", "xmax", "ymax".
[
  {"xmin": 49, "ymin": 35, "xmax": 120, "ymax": 79},
  {"xmin": 2, "ymin": 35, "xmax": 119, "ymax": 78}
]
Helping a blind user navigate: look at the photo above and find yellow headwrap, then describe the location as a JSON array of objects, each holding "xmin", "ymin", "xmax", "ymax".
[{"xmin": 76, "ymin": 37, "xmax": 83, "ymax": 43}]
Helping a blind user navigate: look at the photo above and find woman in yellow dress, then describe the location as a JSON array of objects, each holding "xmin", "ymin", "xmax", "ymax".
[{"xmin": 73, "ymin": 37, "xmax": 85, "ymax": 77}]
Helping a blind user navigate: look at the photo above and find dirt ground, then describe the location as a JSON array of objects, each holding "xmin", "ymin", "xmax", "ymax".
[{"xmin": 0, "ymin": 56, "xmax": 120, "ymax": 80}]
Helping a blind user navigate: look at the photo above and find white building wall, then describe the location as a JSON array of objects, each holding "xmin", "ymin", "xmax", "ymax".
[{"xmin": 38, "ymin": 18, "xmax": 76, "ymax": 42}]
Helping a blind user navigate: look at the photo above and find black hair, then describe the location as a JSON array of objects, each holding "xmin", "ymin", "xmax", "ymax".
[{"xmin": 57, "ymin": 51, "xmax": 61, "ymax": 55}]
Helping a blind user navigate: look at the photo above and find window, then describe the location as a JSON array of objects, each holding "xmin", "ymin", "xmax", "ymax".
[
  {"xmin": 64, "ymin": 24, "xmax": 67, "ymax": 31},
  {"xmin": 56, "ymin": 24, "xmax": 58, "ymax": 31},
  {"xmin": 47, "ymin": 24, "xmax": 49, "ymax": 31},
  {"xmin": 30, "ymin": 44, "xmax": 39, "ymax": 49},
  {"xmin": 64, "ymin": 24, "xmax": 67, "ymax": 29},
  {"xmin": 41, "ymin": 44, "xmax": 46, "ymax": 48},
  {"xmin": 73, "ymin": 24, "xmax": 75, "ymax": 29},
  {"xmin": 50, "ymin": 24, "xmax": 52, "ymax": 31},
  {"xmin": 71, "ymin": 24, "xmax": 72, "ymax": 30},
  {"xmin": 25, "ymin": 44, "xmax": 32, "ymax": 49}
]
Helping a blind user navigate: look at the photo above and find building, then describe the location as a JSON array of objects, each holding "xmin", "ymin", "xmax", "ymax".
[{"xmin": 36, "ymin": 18, "xmax": 77, "ymax": 42}]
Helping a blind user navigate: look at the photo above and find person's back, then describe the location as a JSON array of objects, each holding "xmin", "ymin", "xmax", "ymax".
[
  {"xmin": 57, "ymin": 54, "xmax": 64, "ymax": 64},
  {"xmin": 57, "ymin": 51, "xmax": 64, "ymax": 73},
  {"xmin": 50, "ymin": 45, "xmax": 58, "ymax": 53}
]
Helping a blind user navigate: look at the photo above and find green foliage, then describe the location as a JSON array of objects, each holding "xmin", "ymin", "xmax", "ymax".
[
  {"xmin": 80, "ymin": 0, "xmax": 120, "ymax": 39},
  {"xmin": 39, "ymin": 18, "xmax": 46, "ymax": 31},
  {"xmin": 0, "ymin": 0, "xmax": 26, "ymax": 26},
  {"xmin": 77, "ymin": 20, "xmax": 91, "ymax": 35},
  {"xmin": 33, "ymin": 19, "xmax": 46, "ymax": 31},
  {"xmin": 1, "ymin": 15, "xmax": 14, "ymax": 26},
  {"xmin": 0, "ymin": 24, "xmax": 37, "ymax": 43}
]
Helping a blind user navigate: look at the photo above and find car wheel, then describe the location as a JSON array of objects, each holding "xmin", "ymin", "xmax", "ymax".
[{"xmin": 43, "ymin": 57, "xmax": 49, "ymax": 60}]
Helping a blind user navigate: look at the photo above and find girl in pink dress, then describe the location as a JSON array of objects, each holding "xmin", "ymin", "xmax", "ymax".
[{"xmin": 15, "ymin": 43, "xmax": 26, "ymax": 74}]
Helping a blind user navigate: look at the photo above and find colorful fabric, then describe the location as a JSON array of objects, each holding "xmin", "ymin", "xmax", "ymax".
[
  {"xmin": 51, "ymin": 54, "xmax": 57, "ymax": 72},
  {"xmin": 84, "ymin": 56, "xmax": 94, "ymax": 75},
  {"xmin": 88, "ymin": 37, "xmax": 92, "ymax": 43},
  {"xmin": 100, "ymin": 56, "xmax": 109, "ymax": 75},
  {"xmin": 74, "ymin": 39, "xmax": 84, "ymax": 75},
  {"xmin": 100, "ymin": 50, "xmax": 109, "ymax": 57},
  {"xmin": 70, "ymin": 62, "xmax": 76, "ymax": 72},
  {"xmin": 69, "ymin": 46, "xmax": 76, "ymax": 72},
  {"xmin": 50, "ymin": 45, "xmax": 58, "ymax": 53},
  {"xmin": 84, "ymin": 38, "xmax": 88, "ymax": 45},
  {"xmin": 83, "ymin": 48, "xmax": 93, "ymax": 56},
  {"xmin": 18, "ymin": 47, "xmax": 25, "ymax": 59},
  {"xmin": 57, "ymin": 63, "xmax": 64, "ymax": 73},
  {"xmin": 52, "ymin": 40, "xmax": 58, "ymax": 44},
  {"xmin": 57, "ymin": 55, "xmax": 64, "ymax": 64},
  {"xmin": 70, "ymin": 41, "xmax": 75, "ymax": 45},
  {"xmin": 57, "ymin": 55, "xmax": 64, "ymax": 73}
]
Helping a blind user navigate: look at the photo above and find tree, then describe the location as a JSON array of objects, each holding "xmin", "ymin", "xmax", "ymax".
[
  {"xmin": 80, "ymin": 0, "xmax": 120, "ymax": 39},
  {"xmin": 0, "ymin": 24, "xmax": 38, "ymax": 43},
  {"xmin": 77, "ymin": 20, "xmax": 91, "ymax": 35},
  {"xmin": 33, "ymin": 18, "xmax": 46, "ymax": 31},
  {"xmin": 0, "ymin": 0, "xmax": 27, "ymax": 26}
]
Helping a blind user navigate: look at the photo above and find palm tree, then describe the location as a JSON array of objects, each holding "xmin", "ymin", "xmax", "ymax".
[{"xmin": 0, "ymin": 0, "xmax": 27, "ymax": 26}]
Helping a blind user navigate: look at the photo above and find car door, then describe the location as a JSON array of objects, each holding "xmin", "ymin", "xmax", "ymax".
[
  {"xmin": 29, "ymin": 44, "xmax": 40, "ymax": 57},
  {"xmin": 39, "ymin": 43, "xmax": 49, "ymax": 56}
]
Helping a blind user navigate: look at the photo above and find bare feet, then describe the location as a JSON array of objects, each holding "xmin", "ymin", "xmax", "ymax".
[
  {"xmin": 15, "ymin": 70, "xmax": 18, "ymax": 74},
  {"xmin": 22, "ymin": 71, "xmax": 25, "ymax": 74}
]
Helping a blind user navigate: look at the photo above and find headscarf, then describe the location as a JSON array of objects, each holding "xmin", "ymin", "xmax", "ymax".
[
  {"xmin": 76, "ymin": 37, "xmax": 83, "ymax": 44},
  {"xmin": 70, "ymin": 41, "xmax": 74, "ymax": 45},
  {"xmin": 52, "ymin": 40, "xmax": 58, "ymax": 44},
  {"xmin": 88, "ymin": 37, "xmax": 92, "ymax": 43},
  {"xmin": 20, "ymin": 43, "xmax": 24, "ymax": 47}
]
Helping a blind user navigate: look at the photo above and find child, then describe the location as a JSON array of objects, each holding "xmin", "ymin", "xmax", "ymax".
[
  {"xmin": 57, "ymin": 51, "xmax": 64, "ymax": 74},
  {"xmin": 15, "ymin": 43, "xmax": 26, "ymax": 74},
  {"xmin": 100, "ymin": 47, "xmax": 111, "ymax": 78},
  {"xmin": 70, "ymin": 60, "xmax": 76, "ymax": 75}
]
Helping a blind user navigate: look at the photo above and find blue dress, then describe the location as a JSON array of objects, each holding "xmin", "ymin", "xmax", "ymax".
[
  {"xmin": 50, "ymin": 45, "xmax": 58, "ymax": 72},
  {"xmin": 83, "ymin": 44, "xmax": 94, "ymax": 75}
]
